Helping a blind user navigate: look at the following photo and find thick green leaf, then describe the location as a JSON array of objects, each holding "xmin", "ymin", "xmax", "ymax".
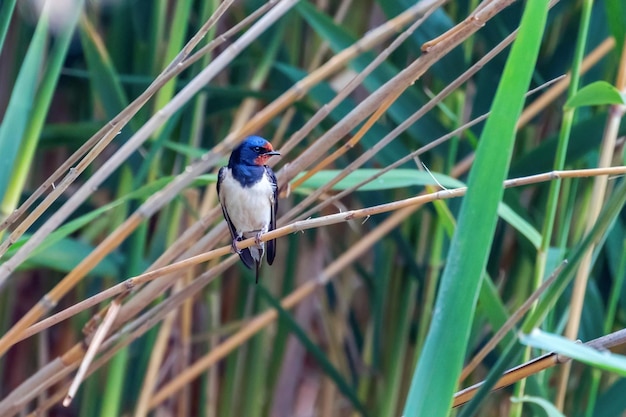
[
  {"xmin": 564, "ymin": 81, "xmax": 626, "ymax": 109},
  {"xmin": 511, "ymin": 395, "xmax": 566, "ymax": 417},
  {"xmin": 2, "ymin": 0, "xmax": 85, "ymax": 218},
  {"xmin": 295, "ymin": 168, "xmax": 463, "ymax": 191},
  {"xmin": 460, "ymin": 178, "xmax": 626, "ymax": 417},
  {"xmin": 402, "ymin": 0, "xmax": 550, "ymax": 415},
  {"xmin": 40, "ymin": 122, "xmax": 102, "ymax": 146},
  {"xmin": 297, "ymin": 169, "xmax": 541, "ymax": 251},
  {"xmin": 296, "ymin": 166, "xmax": 539, "ymax": 248},
  {"xmin": 520, "ymin": 329, "xmax": 626, "ymax": 376},
  {"xmin": 163, "ymin": 140, "xmax": 210, "ymax": 159},
  {"xmin": 476, "ymin": 274, "xmax": 517, "ymax": 348},
  {"xmin": 0, "ymin": 7, "xmax": 48, "ymax": 202}
]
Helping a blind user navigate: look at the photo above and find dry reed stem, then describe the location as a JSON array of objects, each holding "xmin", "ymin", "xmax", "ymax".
[
  {"xmin": 453, "ymin": 328, "xmax": 626, "ymax": 408},
  {"xmin": 289, "ymin": 26, "xmax": 530, "ymax": 222},
  {"xmin": 0, "ymin": 0, "xmax": 236, "ymax": 258},
  {"xmin": 1, "ymin": 0, "xmax": 442, "ymax": 360},
  {"xmin": 278, "ymin": 0, "xmax": 517, "ymax": 190},
  {"xmin": 113, "ymin": 213, "xmax": 226, "ymax": 325},
  {"xmin": 147, "ymin": 152, "xmax": 622, "ymax": 407},
  {"xmin": 290, "ymin": 87, "xmax": 401, "ymax": 189},
  {"xmin": 0, "ymin": 257, "xmax": 237, "ymax": 416},
  {"xmin": 281, "ymin": 0, "xmax": 563, "ymax": 225},
  {"xmin": 148, "ymin": 206, "xmax": 418, "ymax": 408},
  {"xmin": 287, "ymin": 0, "xmax": 445, "ymax": 189},
  {"xmin": 0, "ymin": 0, "xmax": 300, "ymax": 358},
  {"xmin": 1, "ymin": 0, "xmax": 509, "ymax": 362},
  {"xmin": 0, "ymin": 0, "xmax": 468, "ymax": 377},
  {"xmin": 299, "ymin": 113, "xmax": 491, "ymax": 222},
  {"xmin": 266, "ymin": 0, "xmax": 445, "ymax": 166},
  {"xmin": 5, "ymin": 0, "xmax": 262, "ymax": 324},
  {"xmin": 2, "ymin": 0, "xmax": 296, "ymax": 276},
  {"xmin": 454, "ymin": 350, "xmax": 568, "ymax": 407},
  {"xmin": 32, "ymin": 166, "xmax": 625, "ymax": 412},
  {"xmin": 459, "ymin": 260, "xmax": 567, "ymax": 381},
  {"xmin": 229, "ymin": 0, "xmax": 445, "ymax": 153},
  {"xmin": 555, "ymin": 36, "xmax": 626, "ymax": 407},
  {"xmin": 437, "ymin": 34, "xmax": 615, "ymax": 183},
  {"xmin": 2, "ymin": 0, "xmax": 616, "ymax": 410},
  {"xmin": 0, "ymin": 215, "xmax": 143, "ymax": 357},
  {"xmin": 145, "ymin": 166, "xmax": 626, "ymax": 408},
  {"xmin": 36, "ymin": 330, "xmax": 49, "ymax": 417},
  {"xmin": 134, "ymin": 286, "xmax": 180, "ymax": 417},
  {"xmin": 280, "ymin": 3, "xmax": 528, "ymax": 222},
  {"xmin": 308, "ymin": 0, "xmax": 353, "ymax": 71},
  {"xmin": 270, "ymin": 0, "xmax": 354, "ymax": 150},
  {"xmin": 25, "ymin": 292, "xmax": 203, "ymax": 417},
  {"xmin": 177, "ymin": 196, "xmax": 198, "ymax": 417},
  {"xmin": 15, "ymin": 165, "xmax": 626, "ymax": 344},
  {"xmin": 6, "ymin": 164, "xmax": 625, "ymax": 415},
  {"xmin": 63, "ymin": 300, "xmax": 121, "ymax": 407}
]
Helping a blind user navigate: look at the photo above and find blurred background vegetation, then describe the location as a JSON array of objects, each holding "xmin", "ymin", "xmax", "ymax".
[{"xmin": 0, "ymin": 0, "xmax": 624, "ymax": 416}]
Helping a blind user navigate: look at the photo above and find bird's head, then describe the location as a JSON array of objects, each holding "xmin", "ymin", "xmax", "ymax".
[{"xmin": 229, "ymin": 136, "xmax": 280, "ymax": 167}]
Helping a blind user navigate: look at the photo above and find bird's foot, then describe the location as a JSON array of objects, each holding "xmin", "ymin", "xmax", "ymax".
[
  {"xmin": 254, "ymin": 231, "xmax": 263, "ymax": 246},
  {"xmin": 231, "ymin": 238, "xmax": 242, "ymax": 254}
]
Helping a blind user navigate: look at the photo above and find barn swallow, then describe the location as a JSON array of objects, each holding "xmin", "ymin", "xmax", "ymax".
[{"xmin": 217, "ymin": 136, "xmax": 280, "ymax": 283}]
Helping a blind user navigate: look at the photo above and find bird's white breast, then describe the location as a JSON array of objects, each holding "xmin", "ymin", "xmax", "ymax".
[{"xmin": 219, "ymin": 168, "xmax": 274, "ymax": 234}]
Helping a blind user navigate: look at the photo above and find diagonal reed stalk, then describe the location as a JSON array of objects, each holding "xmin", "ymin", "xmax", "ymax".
[
  {"xmin": 2, "ymin": 164, "xmax": 623, "ymax": 415},
  {"xmin": 0, "ymin": 0, "xmax": 512, "ymax": 377},
  {"xmin": 1, "ymin": 1, "xmax": 624, "ymax": 415},
  {"xmin": 0, "ymin": 0, "xmax": 446, "ymax": 359}
]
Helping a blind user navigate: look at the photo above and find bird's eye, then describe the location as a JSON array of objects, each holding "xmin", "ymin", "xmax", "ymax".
[{"xmin": 253, "ymin": 146, "xmax": 263, "ymax": 153}]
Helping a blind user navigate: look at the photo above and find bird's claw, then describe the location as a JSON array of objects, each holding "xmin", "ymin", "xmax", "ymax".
[
  {"xmin": 231, "ymin": 238, "xmax": 242, "ymax": 254},
  {"xmin": 254, "ymin": 232, "xmax": 263, "ymax": 246}
]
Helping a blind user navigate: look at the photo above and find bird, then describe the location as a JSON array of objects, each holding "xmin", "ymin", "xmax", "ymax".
[{"xmin": 217, "ymin": 136, "xmax": 280, "ymax": 283}]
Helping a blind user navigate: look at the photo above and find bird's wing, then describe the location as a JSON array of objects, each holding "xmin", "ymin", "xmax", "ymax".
[
  {"xmin": 217, "ymin": 167, "xmax": 255, "ymax": 270},
  {"xmin": 265, "ymin": 166, "xmax": 278, "ymax": 265},
  {"xmin": 217, "ymin": 168, "xmax": 237, "ymax": 240}
]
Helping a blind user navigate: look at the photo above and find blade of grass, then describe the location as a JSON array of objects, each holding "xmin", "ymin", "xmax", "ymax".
[
  {"xmin": 520, "ymin": 329, "xmax": 626, "ymax": 375},
  {"xmin": 99, "ymin": 167, "xmax": 143, "ymax": 417},
  {"xmin": 78, "ymin": 14, "xmax": 130, "ymax": 120},
  {"xmin": 151, "ymin": 0, "xmax": 192, "ymax": 135},
  {"xmin": 0, "ymin": 0, "xmax": 299, "ymax": 291},
  {"xmin": 585, "ymin": 234, "xmax": 626, "ymax": 416},
  {"xmin": 511, "ymin": 395, "xmax": 566, "ymax": 417},
  {"xmin": 378, "ymin": 272, "xmax": 417, "ymax": 417},
  {"xmin": 252, "ymin": 275, "xmax": 370, "ymax": 416},
  {"xmin": 1, "ymin": 0, "xmax": 85, "ymax": 227},
  {"xmin": 458, "ymin": 177, "xmax": 626, "ymax": 416},
  {"xmin": 557, "ymin": 17, "xmax": 626, "ymax": 410},
  {"xmin": 0, "ymin": 0, "xmax": 17, "ymax": 55},
  {"xmin": 402, "ymin": 0, "xmax": 550, "ymax": 415},
  {"xmin": 0, "ymin": 2, "xmax": 49, "ymax": 209}
]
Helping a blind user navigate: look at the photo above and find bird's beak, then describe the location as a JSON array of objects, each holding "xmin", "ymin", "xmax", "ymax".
[{"xmin": 265, "ymin": 150, "xmax": 281, "ymax": 156}]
